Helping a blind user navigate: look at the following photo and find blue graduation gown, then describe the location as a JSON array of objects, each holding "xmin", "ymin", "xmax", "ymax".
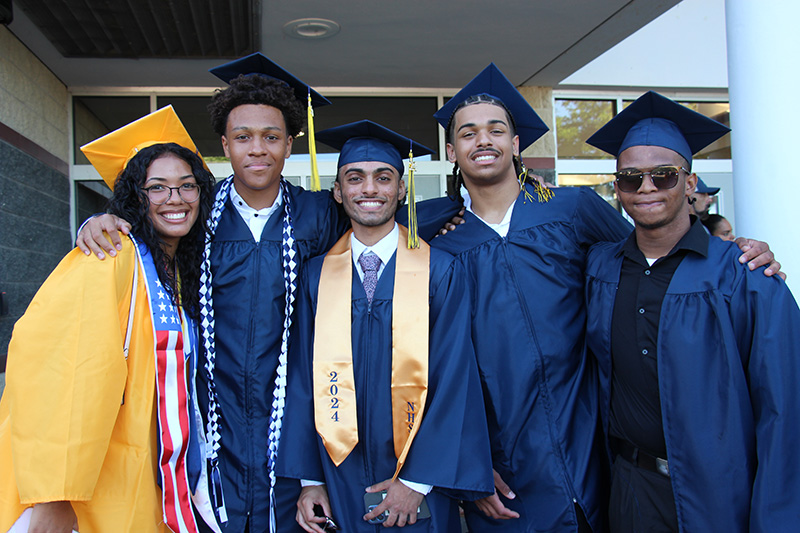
[
  {"xmin": 585, "ymin": 235, "xmax": 800, "ymax": 532},
  {"xmin": 430, "ymin": 185, "xmax": 632, "ymax": 532},
  {"xmin": 277, "ymin": 245, "xmax": 494, "ymax": 532},
  {"xmin": 196, "ymin": 180, "xmax": 348, "ymax": 533}
]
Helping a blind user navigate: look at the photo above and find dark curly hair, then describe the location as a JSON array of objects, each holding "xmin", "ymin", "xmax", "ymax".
[
  {"xmin": 105, "ymin": 143, "xmax": 215, "ymax": 319},
  {"xmin": 208, "ymin": 74, "xmax": 306, "ymax": 138},
  {"xmin": 444, "ymin": 94, "xmax": 533, "ymax": 202}
]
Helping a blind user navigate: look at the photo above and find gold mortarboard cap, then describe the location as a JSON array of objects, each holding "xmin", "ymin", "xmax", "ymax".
[{"xmin": 80, "ymin": 105, "xmax": 208, "ymax": 189}]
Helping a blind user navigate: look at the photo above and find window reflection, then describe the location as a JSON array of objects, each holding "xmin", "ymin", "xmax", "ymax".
[
  {"xmin": 558, "ymin": 174, "xmax": 619, "ymax": 211},
  {"xmin": 555, "ymin": 99, "xmax": 616, "ymax": 159},
  {"xmin": 622, "ymin": 100, "xmax": 731, "ymax": 159}
]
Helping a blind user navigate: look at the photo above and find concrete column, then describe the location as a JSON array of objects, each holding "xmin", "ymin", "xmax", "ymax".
[
  {"xmin": 725, "ymin": 0, "xmax": 800, "ymax": 293},
  {"xmin": 518, "ymin": 86, "xmax": 556, "ymax": 183}
]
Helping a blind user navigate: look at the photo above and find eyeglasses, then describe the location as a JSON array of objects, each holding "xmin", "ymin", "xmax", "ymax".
[
  {"xmin": 143, "ymin": 183, "xmax": 200, "ymax": 205},
  {"xmin": 613, "ymin": 166, "xmax": 689, "ymax": 193}
]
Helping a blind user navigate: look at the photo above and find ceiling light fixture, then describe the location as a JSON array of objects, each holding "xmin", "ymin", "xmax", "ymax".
[{"xmin": 283, "ymin": 18, "xmax": 340, "ymax": 40}]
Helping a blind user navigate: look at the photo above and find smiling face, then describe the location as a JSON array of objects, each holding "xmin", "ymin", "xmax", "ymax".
[
  {"xmin": 446, "ymin": 102, "xmax": 519, "ymax": 187},
  {"xmin": 616, "ymin": 144, "xmax": 696, "ymax": 232},
  {"xmin": 144, "ymin": 153, "xmax": 200, "ymax": 257},
  {"xmin": 334, "ymin": 160, "xmax": 405, "ymax": 245},
  {"xmin": 221, "ymin": 104, "xmax": 293, "ymax": 209}
]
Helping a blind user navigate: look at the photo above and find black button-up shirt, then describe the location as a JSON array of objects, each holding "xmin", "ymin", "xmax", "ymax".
[{"xmin": 609, "ymin": 217, "xmax": 709, "ymax": 457}]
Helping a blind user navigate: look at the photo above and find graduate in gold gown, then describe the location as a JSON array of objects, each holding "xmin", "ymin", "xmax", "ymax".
[{"xmin": 0, "ymin": 106, "xmax": 217, "ymax": 533}]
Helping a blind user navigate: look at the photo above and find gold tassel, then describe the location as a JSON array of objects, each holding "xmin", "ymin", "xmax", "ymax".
[
  {"xmin": 534, "ymin": 180, "xmax": 555, "ymax": 203},
  {"xmin": 307, "ymin": 90, "xmax": 321, "ymax": 191},
  {"xmin": 406, "ymin": 146, "xmax": 420, "ymax": 249},
  {"xmin": 518, "ymin": 160, "xmax": 554, "ymax": 204}
]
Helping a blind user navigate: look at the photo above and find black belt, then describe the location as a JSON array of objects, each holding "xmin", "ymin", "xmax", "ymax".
[{"xmin": 611, "ymin": 438, "xmax": 670, "ymax": 478}]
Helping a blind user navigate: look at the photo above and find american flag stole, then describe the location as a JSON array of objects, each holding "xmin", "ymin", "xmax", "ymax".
[{"xmin": 133, "ymin": 238, "xmax": 199, "ymax": 533}]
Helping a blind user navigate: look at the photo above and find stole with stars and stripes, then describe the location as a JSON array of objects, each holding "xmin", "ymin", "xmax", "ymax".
[{"xmin": 133, "ymin": 236, "xmax": 199, "ymax": 533}]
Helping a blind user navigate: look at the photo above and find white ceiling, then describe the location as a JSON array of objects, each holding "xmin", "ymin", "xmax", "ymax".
[{"xmin": 8, "ymin": 0, "xmax": 681, "ymax": 91}]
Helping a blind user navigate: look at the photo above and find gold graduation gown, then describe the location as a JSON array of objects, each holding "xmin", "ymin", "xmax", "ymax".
[{"xmin": 0, "ymin": 238, "xmax": 167, "ymax": 532}]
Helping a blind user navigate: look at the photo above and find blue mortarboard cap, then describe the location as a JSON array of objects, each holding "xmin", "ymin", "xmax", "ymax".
[
  {"xmin": 209, "ymin": 53, "xmax": 332, "ymax": 107},
  {"xmin": 586, "ymin": 91, "xmax": 729, "ymax": 165},
  {"xmin": 695, "ymin": 177, "xmax": 719, "ymax": 195},
  {"xmin": 433, "ymin": 63, "xmax": 549, "ymax": 151},
  {"xmin": 316, "ymin": 120, "xmax": 434, "ymax": 173}
]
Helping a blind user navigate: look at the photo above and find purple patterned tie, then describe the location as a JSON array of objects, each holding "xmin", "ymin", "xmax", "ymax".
[{"xmin": 358, "ymin": 251, "xmax": 382, "ymax": 304}]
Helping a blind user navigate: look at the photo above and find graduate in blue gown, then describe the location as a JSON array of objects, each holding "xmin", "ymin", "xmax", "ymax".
[
  {"xmin": 584, "ymin": 91, "xmax": 800, "ymax": 532},
  {"xmin": 419, "ymin": 64, "xmax": 632, "ymax": 533},
  {"xmin": 277, "ymin": 121, "xmax": 493, "ymax": 532}
]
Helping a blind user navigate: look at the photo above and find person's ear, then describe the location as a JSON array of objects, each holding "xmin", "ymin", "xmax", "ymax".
[
  {"xmin": 221, "ymin": 135, "xmax": 230, "ymax": 158},
  {"xmin": 333, "ymin": 179, "xmax": 343, "ymax": 204},
  {"xmin": 686, "ymin": 172, "xmax": 698, "ymax": 196},
  {"xmin": 446, "ymin": 143, "xmax": 457, "ymax": 163}
]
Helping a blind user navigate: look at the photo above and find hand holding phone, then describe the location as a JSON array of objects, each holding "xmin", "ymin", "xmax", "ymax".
[{"xmin": 363, "ymin": 481, "xmax": 431, "ymax": 527}]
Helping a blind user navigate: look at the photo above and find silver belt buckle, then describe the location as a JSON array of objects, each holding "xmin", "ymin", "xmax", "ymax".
[{"xmin": 655, "ymin": 457, "xmax": 670, "ymax": 477}]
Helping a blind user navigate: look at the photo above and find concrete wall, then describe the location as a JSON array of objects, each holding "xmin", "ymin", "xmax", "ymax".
[
  {"xmin": 0, "ymin": 26, "xmax": 72, "ymax": 367},
  {"xmin": 0, "ymin": 26, "xmax": 70, "ymax": 162}
]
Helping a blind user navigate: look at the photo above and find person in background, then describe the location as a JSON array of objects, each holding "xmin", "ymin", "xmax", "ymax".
[
  {"xmin": 688, "ymin": 176, "xmax": 719, "ymax": 220},
  {"xmin": 702, "ymin": 213, "xmax": 735, "ymax": 241},
  {"xmin": 0, "ymin": 106, "xmax": 218, "ymax": 532}
]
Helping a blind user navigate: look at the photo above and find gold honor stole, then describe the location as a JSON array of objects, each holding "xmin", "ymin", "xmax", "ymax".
[{"xmin": 314, "ymin": 226, "xmax": 430, "ymax": 480}]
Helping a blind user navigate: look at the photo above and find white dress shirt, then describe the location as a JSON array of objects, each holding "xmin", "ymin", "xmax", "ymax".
[
  {"xmin": 230, "ymin": 183, "xmax": 283, "ymax": 242},
  {"xmin": 462, "ymin": 186, "xmax": 515, "ymax": 238},
  {"xmin": 351, "ymin": 223, "xmax": 399, "ymax": 282}
]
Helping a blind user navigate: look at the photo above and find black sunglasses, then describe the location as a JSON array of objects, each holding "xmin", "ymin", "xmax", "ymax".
[{"xmin": 613, "ymin": 166, "xmax": 689, "ymax": 193}]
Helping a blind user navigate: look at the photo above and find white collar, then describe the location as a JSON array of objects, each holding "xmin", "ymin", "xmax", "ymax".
[
  {"xmin": 230, "ymin": 182, "xmax": 283, "ymax": 215},
  {"xmin": 351, "ymin": 223, "xmax": 399, "ymax": 269},
  {"xmin": 462, "ymin": 186, "xmax": 515, "ymax": 236}
]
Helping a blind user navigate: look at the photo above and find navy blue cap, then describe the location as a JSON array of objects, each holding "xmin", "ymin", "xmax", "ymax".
[
  {"xmin": 316, "ymin": 120, "xmax": 434, "ymax": 173},
  {"xmin": 586, "ymin": 91, "xmax": 729, "ymax": 165},
  {"xmin": 209, "ymin": 53, "xmax": 332, "ymax": 107},
  {"xmin": 433, "ymin": 63, "xmax": 549, "ymax": 150},
  {"xmin": 695, "ymin": 177, "xmax": 719, "ymax": 195}
]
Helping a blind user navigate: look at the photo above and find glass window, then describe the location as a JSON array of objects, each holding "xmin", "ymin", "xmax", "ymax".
[
  {"xmin": 75, "ymin": 180, "xmax": 112, "ymax": 227},
  {"xmin": 295, "ymin": 97, "xmax": 440, "ymax": 159},
  {"xmin": 555, "ymin": 99, "xmax": 616, "ymax": 159},
  {"xmin": 157, "ymin": 96, "xmax": 223, "ymax": 159},
  {"xmin": 73, "ymin": 96, "xmax": 150, "ymax": 165},
  {"xmin": 558, "ymin": 173, "xmax": 619, "ymax": 211},
  {"xmin": 681, "ymin": 102, "xmax": 731, "ymax": 159}
]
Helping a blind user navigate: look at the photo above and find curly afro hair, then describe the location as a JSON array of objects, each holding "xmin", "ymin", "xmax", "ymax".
[{"xmin": 208, "ymin": 74, "xmax": 306, "ymax": 139}]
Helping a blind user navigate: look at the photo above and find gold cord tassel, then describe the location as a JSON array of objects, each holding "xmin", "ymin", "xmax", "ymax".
[
  {"xmin": 518, "ymin": 162, "xmax": 554, "ymax": 204},
  {"xmin": 406, "ymin": 146, "xmax": 420, "ymax": 249},
  {"xmin": 307, "ymin": 90, "xmax": 321, "ymax": 191},
  {"xmin": 534, "ymin": 179, "xmax": 555, "ymax": 203}
]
